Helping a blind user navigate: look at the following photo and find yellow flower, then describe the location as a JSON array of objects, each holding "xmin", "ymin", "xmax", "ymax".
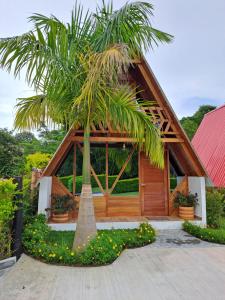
[
  {"xmin": 59, "ymin": 256, "xmax": 63, "ymax": 260},
  {"xmin": 38, "ymin": 249, "xmax": 42, "ymax": 253},
  {"xmin": 70, "ymin": 252, "xmax": 74, "ymax": 256},
  {"xmin": 52, "ymin": 253, "xmax": 56, "ymax": 257}
]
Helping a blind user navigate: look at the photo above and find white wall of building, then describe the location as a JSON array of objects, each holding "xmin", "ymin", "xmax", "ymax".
[
  {"xmin": 188, "ymin": 176, "xmax": 206, "ymax": 225},
  {"xmin": 38, "ymin": 176, "xmax": 52, "ymax": 217}
]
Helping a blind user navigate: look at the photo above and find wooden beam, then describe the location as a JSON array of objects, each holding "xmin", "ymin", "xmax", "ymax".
[
  {"xmin": 72, "ymin": 136, "xmax": 183, "ymax": 143},
  {"xmin": 109, "ymin": 146, "xmax": 136, "ymax": 194},
  {"xmin": 77, "ymin": 143, "xmax": 105, "ymax": 195},
  {"xmin": 106, "ymin": 143, "xmax": 109, "ymax": 193}
]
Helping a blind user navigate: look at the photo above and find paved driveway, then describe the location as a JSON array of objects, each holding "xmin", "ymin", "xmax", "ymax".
[{"xmin": 1, "ymin": 230, "xmax": 225, "ymax": 300}]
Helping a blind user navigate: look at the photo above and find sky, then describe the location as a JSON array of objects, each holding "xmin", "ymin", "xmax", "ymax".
[{"xmin": 0, "ymin": 0, "xmax": 225, "ymax": 129}]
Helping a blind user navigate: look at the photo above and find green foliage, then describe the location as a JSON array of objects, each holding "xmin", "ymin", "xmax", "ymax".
[
  {"xmin": 61, "ymin": 174, "xmax": 139, "ymax": 194},
  {"xmin": 25, "ymin": 152, "xmax": 52, "ymax": 171},
  {"xmin": 180, "ymin": 105, "xmax": 216, "ymax": 140},
  {"xmin": 206, "ymin": 191, "xmax": 224, "ymax": 228},
  {"xmin": 174, "ymin": 192, "xmax": 198, "ymax": 208},
  {"xmin": 170, "ymin": 177, "xmax": 177, "ymax": 190},
  {"xmin": 15, "ymin": 131, "xmax": 40, "ymax": 156},
  {"xmin": 23, "ymin": 215, "xmax": 155, "ymax": 265},
  {"xmin": 0, "ymin": 178, "xmax": 17, "ymax": 260},
  {"xmin": 0, "ymin": 178, "xmax": 17, "ymax": 223},
  {"xmin": 50, "ymin": 194, "xmax": 75, "ymax": 214},
  {"xmin": 22, "ymin": 178, "xmax": 39, "ymax": 223},
  {"xmin": 0, "ymin": 129, "xmax": 24, "ymax": 177},
  {"xmin": 183, "ymin": 221, "xmax": 225, "ymax": 244}
]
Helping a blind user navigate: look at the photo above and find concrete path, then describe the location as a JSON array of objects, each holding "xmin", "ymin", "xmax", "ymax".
[{"xmin": 1, "ymin": 230, "xmax": 225, "ymax": 300}]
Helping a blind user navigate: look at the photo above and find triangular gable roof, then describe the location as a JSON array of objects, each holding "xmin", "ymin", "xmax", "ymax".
[
  {"xmin": 192, "ymin": 104, "xmax": 225, "ymax": 186},
  {"xmin": 43, "ymin": 58, "xmax": 206, "ymax": 177}
]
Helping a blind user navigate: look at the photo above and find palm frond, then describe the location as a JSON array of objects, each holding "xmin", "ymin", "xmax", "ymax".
[
  {"xmin": 93, "ymin": 1, "xmax": 173, "ymax": 55},
  {"xmin": 104, "ymin": 86, "xmax": 164, "ymax": 168},
  {"xmin": 14, "ymin": 95, "xmax": 64, "ymax": 130}
]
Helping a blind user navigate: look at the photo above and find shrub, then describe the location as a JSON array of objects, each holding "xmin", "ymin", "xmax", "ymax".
[
  {"xmin": 22, "ymin": 216, "xmax": 155, "ymax": 266},
  {"xmin": 23, "ymin": 178, "xmax": 39, "ymax": 224},
  {"xmin": 206, "ymin": 191, "xmax": 223, "ymax": 227},
  {"xmin": 0, "ymin": 178, "xmax": 17, "ymax": 259},
  {"xmin": 174, "ymin": 192, "xmax": 198, "ymax": 208},
  {"xmin": 183, "ymin": 221, "xmax": 225, "ymax": 244},
  {"xmin": 25, "ymin": 152, "xmax": 52, "ymax": 172}
]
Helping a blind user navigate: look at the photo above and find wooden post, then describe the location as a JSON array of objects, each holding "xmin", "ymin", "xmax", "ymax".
[
  {"xmin": 106, "ymin": 143, "xmax": 109, "ymax": 193},
  {"xmin": 12, "ymin": 176, "xmax": 23, "ymax": 260},
  {"xmin": 109, "ymin": 146, "xmax": 136, "ymax": 194},
  {"xmin": 73, "ymin": 143, "xmax": 76, "ymax": 195},
  {"xmin": 106, "ymin": 143, "xmax": 109, "ymax": 216}
]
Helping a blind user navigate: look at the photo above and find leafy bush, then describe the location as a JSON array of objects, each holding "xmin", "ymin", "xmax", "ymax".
[
  {"xmin": 49, "ymin": 194, "xmax": 75, "ymax": 214},
  {"xmin": 23, "ymin": 216, "xmax": 155, "ymax": 266},
  {"xmin": 0, "ymin": 128, "xmax": 25, "ymax": 177},
  {"xmin": 183, "ymin": 221, "xmax": 225, "ymax": 244},
  {"xmin": 0, "ymin": 178, "xmax": 17, "ymax": 259},
  {"xmin": 206, "ymin": 191, "xmax": 223, "ymax": 227},
  {"xmin": 25, "ymin": 152, "xmax": 52, "ymax": 172},
  {"xmin": 174, "ymin": 192, "xmax": 198, "ymax": 208},
  {"xmin": 22, "ymin": 178, "xmax": 39, "ymax": 224}
]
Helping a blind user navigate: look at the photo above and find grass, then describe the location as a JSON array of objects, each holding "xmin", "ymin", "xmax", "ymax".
[{"xmin": 23, "ymin": 215, "xmax": 156, "ymax": 266}]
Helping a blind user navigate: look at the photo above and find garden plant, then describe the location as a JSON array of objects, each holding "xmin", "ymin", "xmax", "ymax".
[{"xmin": 183, "ymin": 188, "xmax": 225, "ymax": 244}]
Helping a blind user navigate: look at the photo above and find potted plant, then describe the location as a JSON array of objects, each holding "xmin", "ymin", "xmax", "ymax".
[
  {"xmin": 174, "ymin": 192, "xmax": 198, "ymax": 220},
  {"xmin": 48, "ymin": 194, "xmax": 75, "ymax": 223}
]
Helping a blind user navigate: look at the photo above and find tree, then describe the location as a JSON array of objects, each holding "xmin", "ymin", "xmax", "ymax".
[
  {"xmin": 0, "ymin": 1, "xmax": 172, "ymax": 250},
  {"xmin": 15, "ymin": 131, "xmax": 40, "ymax": 156},
  {"xmin": 25, "ymin": 152, "xmax": 52, "ymax": 172},
  {"xmin": 0, "ymin": 129, "xmax": 24, "ymax": 177},
  {"xmin": 180, "ymin": 105, "xmax": 216, "ymax": 140}
]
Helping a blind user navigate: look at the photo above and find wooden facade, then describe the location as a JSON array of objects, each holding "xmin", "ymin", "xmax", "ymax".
[{"xmin": 42, "ymin": 58, "xmax": 206, "ymax": 220}]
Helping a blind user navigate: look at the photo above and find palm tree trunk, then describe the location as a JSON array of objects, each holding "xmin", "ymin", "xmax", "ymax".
[{"xmin": 73, "ymin": 124, "xmax": 97, "ymax": 251}]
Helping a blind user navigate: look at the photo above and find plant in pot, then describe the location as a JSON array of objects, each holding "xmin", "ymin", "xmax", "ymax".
[
  {"xmin": 49, "ymin": 194, "xmax": 75, "ymax": 223},
  {"xmin": 174, "ymin": 192, "xmax": 198, "ymax": 220}
]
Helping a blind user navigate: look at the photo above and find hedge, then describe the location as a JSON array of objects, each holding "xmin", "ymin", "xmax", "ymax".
[
  {"xmin": 183, "ymin": 221, "xmax": 225, "ymax": 244},
  {"xmin": 59, "ymin": 174, "xmax": 139, "ymax": 194}
]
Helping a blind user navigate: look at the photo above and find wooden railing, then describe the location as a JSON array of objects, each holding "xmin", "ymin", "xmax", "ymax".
[{"xmin": 169, "ymin": 176, "xmax": 188, "ymax": 216}]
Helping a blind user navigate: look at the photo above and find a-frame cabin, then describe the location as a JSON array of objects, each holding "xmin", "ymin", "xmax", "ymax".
[{"xmin": 38, "ymin": 58, "xmax": 207, "ymax": 229}]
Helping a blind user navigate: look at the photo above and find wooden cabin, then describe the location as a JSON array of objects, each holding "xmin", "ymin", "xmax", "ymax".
[{"xmin": 38, "ymin": 58, "xmax": 207, "ymax": 229}]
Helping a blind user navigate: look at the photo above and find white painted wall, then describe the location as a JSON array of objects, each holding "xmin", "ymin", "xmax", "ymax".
[
  {"xmin": 188, "ymin": 177, "xmax": 206, "ymax": 225},
  {"xmin": 38, "ymin": 176, "xmax": 52, "ymax": 217}
]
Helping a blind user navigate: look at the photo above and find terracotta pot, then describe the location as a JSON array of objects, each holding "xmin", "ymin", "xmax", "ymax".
[
  {"xmin": 179, "ymin": 206, "xmax": 194, "ymax": 220},
  {"xmin": 52, "ymin": 212, "xmax": 69, "ymax": 223}
]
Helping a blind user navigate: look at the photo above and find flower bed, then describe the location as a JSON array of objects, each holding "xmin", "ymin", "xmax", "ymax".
[
  {"xmin": 23, "ymin": 215, "xmax": 156, "ymax": 266},
  {"xmin": 183, "ymin": 221, "xmax": 225, "ymax": 244}
]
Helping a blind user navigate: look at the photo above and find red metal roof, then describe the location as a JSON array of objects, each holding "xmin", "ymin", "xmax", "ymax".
[{"xmin": 192, "ymin": 104, "xmax": 225, "ymax": 187}]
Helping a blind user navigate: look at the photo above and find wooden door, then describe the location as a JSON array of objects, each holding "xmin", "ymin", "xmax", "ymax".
[{"xmin": 139, "ymin": 151, "xmax": 168, "ymax": 216}]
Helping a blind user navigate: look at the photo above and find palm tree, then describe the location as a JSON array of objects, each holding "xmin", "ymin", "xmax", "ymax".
[{"xmin": 0, "ymin": 1, "xmax": 173, "ymax": 251}]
